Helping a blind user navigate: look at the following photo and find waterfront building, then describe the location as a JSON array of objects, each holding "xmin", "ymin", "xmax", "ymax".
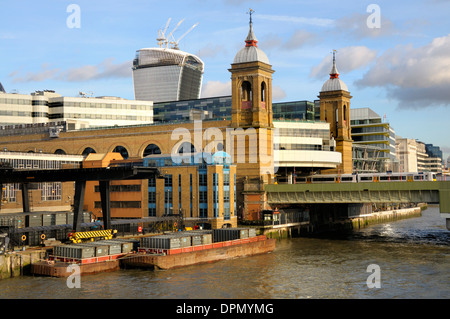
[
  {"xmin": 80, "ymin": 151, "xmax": 238, "ymax": 228},
  {"xmin": 0, "ymin": 15, "xmax": 344, "ymax": 221},
  {"xmin": 395, "ymin": 138, "xmax": 442, "ymax": 173},
  {"xmin": 144, "ymin": 152, "xmax": 237, "ymax": 227},
  {"xmin": 396, "ymin": 137, "xmax": 418, "ymax": 173},
  {"xmin": 82, "ymin": 153, "xmax": 149, "ymax": 220},
  {"xmin": 318, "ymin": 51, "xmax": 353, "ymax": 174},
  {"xmin": 0, "ymin": 90, "xmax": 153, "ymax": 128},
  {"xmin": 132, "ymin": 47, "xmax": 204, "ymax": 103},
  {"xmin": 0, "ymin": 151, "xmax": 84, "ymax": 213},
  {"xmin": 350, "ymin": 107, "xmax": 398, "ymax": 172},
  {"xmin": 274, "ymin": 120, "xmax": 340, "ymax": 182}
]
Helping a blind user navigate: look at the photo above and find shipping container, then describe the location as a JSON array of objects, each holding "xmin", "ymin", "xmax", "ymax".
[
  {"xmin": 183, "ymin": 231, "xmax": 213, "ymax": 245},
  {"xmin": 27, "ymin": 214, "xmax": 42, "ymax": 227},
  {"xmin": 75, "ymin": 243, "xmax": 109, "ymax": 257},
  {"xmin": 106, "ymin": 240, "xmax": 133, "ymax": 253},
  {"xmin": 42, "ymin": 214, "xmax": 55, "ymax": 226},
  {"xmin": 141, "ymin": 235, "xmax": 181, "ymax": 250},
  {"xmin": 55, "ymin": 213, "xmax": 67, "ymax": 225},
  {"xmin": 213, "ymin": 228, "xmax": 250, "ymax": 242},
  {"xmin": 94, "ymin": 240, "xmax": 122, "ymax": 255},
  {"xmin": 53, "ymin": 244, "xmax": 95, "ymax": 259}
]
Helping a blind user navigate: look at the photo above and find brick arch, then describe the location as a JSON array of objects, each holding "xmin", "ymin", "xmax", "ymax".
[
  {"xmin": 107, "ymin": 142, "xmax": 133, "ymax": 159},
  {"xmin": 138, "ymin": 141, "xmax": 166, "ymax": 158},
  {"xmin": 77, "ymin": 144, "xmax": 99, "ymax": 156}
]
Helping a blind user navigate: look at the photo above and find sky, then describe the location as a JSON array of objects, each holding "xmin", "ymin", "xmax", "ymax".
[{"xmin": 1, "ymin": 0, "xmax": 449, "ymax": 161}]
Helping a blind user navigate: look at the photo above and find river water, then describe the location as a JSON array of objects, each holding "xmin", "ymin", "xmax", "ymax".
[{"xmin": 0, "ymin": 206, "xmax": 448, "ymax": 300}]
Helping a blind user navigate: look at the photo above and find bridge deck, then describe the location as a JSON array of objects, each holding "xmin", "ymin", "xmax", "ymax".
[{"xmin": 265, "ymin": 181, "xmax": 450, "ymax": 215}]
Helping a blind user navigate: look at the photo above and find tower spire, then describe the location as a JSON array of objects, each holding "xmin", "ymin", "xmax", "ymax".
[
  {"xmin": 245, "ymin": 8, "xmax": 258, "ymax": 47},
  {"xmin": 330, "ymin": 49, "xmax": 339, "ymax": 79}
]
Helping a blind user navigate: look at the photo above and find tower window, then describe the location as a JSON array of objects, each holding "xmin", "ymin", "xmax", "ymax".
[
  {"xmin": 241, "ymin": 81, "xmax": 252, "ymax": 109},
  {"xmin": 261, "ymin": 82, "xmax": 266, "ymax": 102}
]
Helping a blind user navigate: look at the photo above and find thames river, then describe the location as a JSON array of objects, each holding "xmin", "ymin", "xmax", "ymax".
[{"xmin": 0, "ymin": 205, "xmax": 448, "ymax": 299}]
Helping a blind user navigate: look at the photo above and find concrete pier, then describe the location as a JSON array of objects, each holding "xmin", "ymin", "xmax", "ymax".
[{"xmin": 0, "ymin": 249, "xmax": 46, "ymax": 279}]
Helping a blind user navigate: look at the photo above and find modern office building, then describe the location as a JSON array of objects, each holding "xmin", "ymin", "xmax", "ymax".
[
  {"xmin": 154, "ymin": 96, "xmax": 317, "ymax": 123},
  {"xmin": 0, "ymin": 90, "xmax": 153, "ymax": 128},
  {"xmin": 396, "ymin": 137, "xmax": 418, "ymax": 172},
  {"xmin": 350, "ymin": 107, "xmax": 397, "ymax": 172},
  {"xmin": 425, "ymin": 144, "xmax": 443, "ymax": 165},
  {"xmin": 273, "ymin": 120, "xmax": 340, "ymax": 182},
  {"xmin": 0, "ymin": 151, "xmax": 84, "ymax": 213},
  {"xmin": 132, "ymin": 48, "xmax": 204, "ymax": 103},
  {"xmin": 395, "ymin": 138, "xmax": 442, "ymax": 173}
]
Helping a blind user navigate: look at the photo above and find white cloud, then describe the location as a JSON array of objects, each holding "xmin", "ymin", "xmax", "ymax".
[
  {"xmin": 333, "ymin": 13, "xmax": 396, "ymax": 39},
  {"xmin": 10, "ymin": 58, "xmax": 131, "ymax": 83},
  {"xmin": 355, "ymin": 34, "xmax": 450, "ymax": 108},
  {"xmin": 201, "ymin": 80, "xmax": 231, "ymax": 98},
  {"xmin": 272, "ymin": 85, "xmax": 286, "ymax": 101},
  {"xmin": 310, "ymin": 46, "xmax": 377, "ymax": 79},
  {"xmin": 196, "ymin": 44, "xmax": 227, "ymax": 59}
]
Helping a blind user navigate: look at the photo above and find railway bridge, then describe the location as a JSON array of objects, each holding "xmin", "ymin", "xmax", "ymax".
[{"xmin": 264, "ymin": 181, "xmax": 450, "ymax": 230}]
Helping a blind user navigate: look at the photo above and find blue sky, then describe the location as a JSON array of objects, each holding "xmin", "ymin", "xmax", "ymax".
[{"xmin": 1, "ymin": 0, "xmax": 449, "ymax": 160}]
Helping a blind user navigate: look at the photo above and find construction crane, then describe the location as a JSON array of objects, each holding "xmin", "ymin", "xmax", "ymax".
[
  {"xmin": 170, "ymin": 22, "xmax": 199, "ymax": 50},
  {"xmin": 157, "ymin": 18, "xmax": 171, "ymax": 48},
  {"xmin": 156, "ymin": 18, "xmax": 198, "ymax": 50}
]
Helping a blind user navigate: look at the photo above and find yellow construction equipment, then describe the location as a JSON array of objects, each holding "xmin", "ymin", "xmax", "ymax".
[{"xmin": 68, "ymin": 229, "xmax": 117, "ymax": 243}]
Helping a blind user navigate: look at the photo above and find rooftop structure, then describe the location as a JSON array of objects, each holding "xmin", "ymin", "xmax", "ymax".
[
  {"xmin": 233, "ymin": 9, "xmax": 270, "ymax": 65},
  {"xmin": 320, "ymin": 51, "xmax": 348, "ymax": 93}
]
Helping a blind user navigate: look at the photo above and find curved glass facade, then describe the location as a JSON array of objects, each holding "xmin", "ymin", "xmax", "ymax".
[{"xmin": 133, "ymin": 48, "xmax": 204, "ymax": 103}]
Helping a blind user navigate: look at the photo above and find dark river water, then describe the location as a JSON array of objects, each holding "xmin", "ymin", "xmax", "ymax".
[{"xmin": 0, "ymin": 206, "xmax": 448, "ymax": 300}]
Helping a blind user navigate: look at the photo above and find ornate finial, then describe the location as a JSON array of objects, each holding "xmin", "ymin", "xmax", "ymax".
[
  {"xmin": 247, "ymin": 8, "xmax": 255, "ymax": 25},
  {"xmin": 245, "ymin": 9, "xmax": 258, "ymax": 47},
  {"xmin": 330, "ymin": 49, "xmax": 339, "ymax": 79}
]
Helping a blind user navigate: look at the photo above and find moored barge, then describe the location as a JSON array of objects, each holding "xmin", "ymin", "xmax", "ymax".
[
  {"xmin": 31, "ymin": 228, "xmax": 275, "ymax": 277},
  {"xmin": 30, "ymin": 228, "xmax": 275, "ymax": 277}
]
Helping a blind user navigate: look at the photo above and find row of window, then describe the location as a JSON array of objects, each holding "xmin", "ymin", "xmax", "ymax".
[
  {"xmin": 94, "ymin": 184, "xmax": 141, "ymax": 192},
  {"xmin": 276, "ymin": 143, "xmax": 324, "ymax": 151},
  {"xmin": 94, "ymin": 201, "xmax": 141, "ymax": 208},
  {"xmin": 50, "ymin": 101, "xmax": 152, "ymax": 110},
  {"xmin": 277, "ymin": 127, "xmax": 329, "ymax": 138},
  {"xmin": 49, "ymin": 113, "xmax": 153, "ymax": 121}
]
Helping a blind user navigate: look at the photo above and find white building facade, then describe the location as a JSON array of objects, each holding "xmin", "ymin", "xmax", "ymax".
[{"xmin": 0, "ymin": 90, "xmax": 153, "ymax": 129}]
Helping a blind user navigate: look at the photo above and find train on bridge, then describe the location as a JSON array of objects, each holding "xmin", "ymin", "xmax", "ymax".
[{"xmin": 297, "ymin": 171, "xmax": 437, "ymax": 184}]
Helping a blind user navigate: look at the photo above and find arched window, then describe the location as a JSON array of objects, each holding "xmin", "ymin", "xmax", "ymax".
[
  {"xmin": 241, "ymin": 81, "xmax": 252, "ymax": 101},
  {"xmin": 177, "ymin": 142, "xmax": 196, "ymax": 154},
  {"xmin": 54, "ymin": 149, "xmax": 66, "ymax": 155},
  {"xmin": 261, "ymin": 81, "xmax": 266, "ymax": 102},
  {"xmin": 82, "ymin": 147, "xmax": 96, "ymax": 156},
  {"xmin": 143, "ymin": 144, "xmax": 162, "ymax": 157},
  {"xmin": 113, "ymin": 145, "xmax": 129, "ymax": 159},
  {"xmin": 343, "ymin": 104, "xmax": 347, "ymax": 122}
]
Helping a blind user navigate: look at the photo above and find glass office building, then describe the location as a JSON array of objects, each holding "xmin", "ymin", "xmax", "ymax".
[
  {"xmin": 132, "ymin": 48, "xmax": 204, "ymax": 103},
  {"xmin": 153, "ymin": 96, "xmax": 316, "ymax": 123}
]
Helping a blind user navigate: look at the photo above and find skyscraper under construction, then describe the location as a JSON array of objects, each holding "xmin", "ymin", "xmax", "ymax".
[{"xmin": 132, "ymin": 19, "xmax": 204, "ymax": 103}]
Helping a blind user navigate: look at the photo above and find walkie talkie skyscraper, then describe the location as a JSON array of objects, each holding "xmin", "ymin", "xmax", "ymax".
[{"xmin": 132, "ymin": 19, "xmax": 204, "ymax": 103}]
